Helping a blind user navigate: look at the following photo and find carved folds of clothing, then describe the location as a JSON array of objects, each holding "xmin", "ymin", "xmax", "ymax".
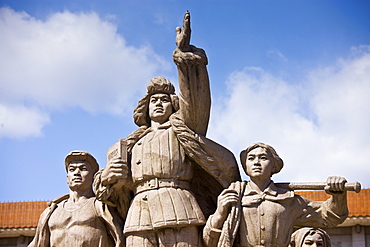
[
  {"xmin": 95, "ymin": 115, "xmax": 240, "ymax": 235},
  {"xmin": 94, "ymin": 45, "xmax": 240, "ymax": 238},
  {"xmin": 203, "ymin": 181, "xmax": 348, "ymax": 247},
  {"xmin": 125, "ymin": 123, "xmax": 205, "ymax": 233}
]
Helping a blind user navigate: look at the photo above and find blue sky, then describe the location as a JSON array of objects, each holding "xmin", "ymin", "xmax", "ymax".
[{"xmin": 1, "ymin": 1, "xmax": 370, "ymax": 202}]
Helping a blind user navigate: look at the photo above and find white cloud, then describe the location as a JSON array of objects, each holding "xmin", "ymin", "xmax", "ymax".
[
  {"xmin": 209, "ymin": 46, "xmax": 370, "ymax": 188},
  {"xmin": 0, "ymin": 7, "xmax": 170, "ymax": 139},
  {"xmin": 0, "ymin": 104, "xmax": 50, "ymax": 139}
]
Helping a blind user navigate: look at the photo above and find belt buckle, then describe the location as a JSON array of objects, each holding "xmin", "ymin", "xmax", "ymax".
[{"xmin": 148, "ymin": 178, "xmax": 159, "ymax": 189}]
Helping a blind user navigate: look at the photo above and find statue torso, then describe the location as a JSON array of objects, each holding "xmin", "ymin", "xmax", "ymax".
[{"xmin": 48, "ymin": 198, "xmax": 112, "ymax": 247}]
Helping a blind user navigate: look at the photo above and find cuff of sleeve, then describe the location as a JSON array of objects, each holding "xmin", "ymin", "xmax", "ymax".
[
  {"xmin": 210, "ymin": 227, "xmax": 222, "ymax": 233},
  {"xmin": 208, "ymin": 215, "xmax": 223, "ymax": 235}
]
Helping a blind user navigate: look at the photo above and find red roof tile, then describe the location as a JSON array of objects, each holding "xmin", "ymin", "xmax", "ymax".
[
  {"xmin": 296, "ymin": 189, "xmax": 370, "ymax": 217},
  {"xmin": 0, "ymin": 189, "xmax": 369, "ymax": 229},
  {"xmin": 0, "ymin": 201, "xmax": 47, "ymax": 228}
]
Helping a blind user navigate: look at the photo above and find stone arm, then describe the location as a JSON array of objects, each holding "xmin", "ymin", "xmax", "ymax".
[
  {"xmin": 294, "ymin": 193, "xmax": 348, "ymax": 228},
  {"xmin": 324, "ymin": 176, "xmax": 349, "ymax": 218},
  {"xmin": 323, "ymin": 190, "xmax": 348, "ymax": 223},
  {"xmin": 173, "ymin": 11, "xmax": 211, "ymax": 136},
  {"xmin": 203, "ymin": 214, "xmax": 223, "ymax": 247},
  {"xmin": 28, "ymin": 195, "xmax": 68, "ymax": 247},
  {"xmin": 28, "ymin": 207, "xmax": 52, "ymax": 247},
  {"xmin": 94, "ymin": 200, "xmax": 125, "ymax": 247},
  {"xmin": 93, "ymin": 169, "xmax": 133, "ymax": 220},
  {"xmin": 202, "ymin": 182, "xmax": 245, "ymax": 247},
  {"xmin": 93, "ymin": 169, "xmax": 117, "ymax": 207},
  {"xmin": 294, "ymin": 176, "xmax": 348, "ymax": 228}
]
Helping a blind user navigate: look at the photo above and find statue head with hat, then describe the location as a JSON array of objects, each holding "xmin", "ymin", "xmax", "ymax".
[
  {"xmin": 65, "ymin": 150, "xmax": 99, "ymax": 192},
  {"xmin": 133, "ymin": 76, "xmax": 180, "ymax": 127}
]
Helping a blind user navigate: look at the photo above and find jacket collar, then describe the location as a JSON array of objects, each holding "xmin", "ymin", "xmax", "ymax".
[{"xmin": 242, "ymin": 181, "xmax": 294, "ymax": 206}]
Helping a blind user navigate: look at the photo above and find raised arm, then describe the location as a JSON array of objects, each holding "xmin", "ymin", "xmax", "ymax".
[
  {"xmin": 323, "ymin": 176, "xmax": 348, "ymax": 218},
  {"xmin": 173, "ymin": 11, "xmax": 211, "ymax": 136},
  {"xmin": 295, "ymin": 176, "xmax": 348, "ymax": 228}
]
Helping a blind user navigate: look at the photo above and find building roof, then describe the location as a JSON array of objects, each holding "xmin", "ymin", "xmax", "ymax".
[
  {"xmin": 0, "ymin": 201, "xmax": 47, "ymax": 229},
  {"xmin": 296, "ymin": 189, "xmax": 370, "ymax": 217},
  {"xmin": 0, "ymin": 189, "xmax": 369, "ymax": 230}
]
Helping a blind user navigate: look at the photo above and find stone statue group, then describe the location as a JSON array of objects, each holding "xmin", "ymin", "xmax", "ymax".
[{"xmin": 30, "ymin": 12, "xmax": 354, "ymax": 247}]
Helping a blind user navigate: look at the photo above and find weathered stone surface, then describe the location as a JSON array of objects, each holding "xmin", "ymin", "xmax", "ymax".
[
  {"xmin": 30, "ymin": 11, "xmax": 360, "ymax": 247},
  {"xmin": 29, "ymin": 151, "xmax": 124, "ymax": 247},
  {"xmin": 290, "ymin": 227, "xmax": 331, "ymax": 247},
  {"xmin": 94, "ymin": 12, "xmax": 240, "ymax": 247},
  {"xmin": 203, "ymin": 143, "xmax": 349, "ymax": 247}
]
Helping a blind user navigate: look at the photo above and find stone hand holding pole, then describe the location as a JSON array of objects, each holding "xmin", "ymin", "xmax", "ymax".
[
  {"xmin": 276, "ymin": 180, "xmax": 361, "ymax": 193},
  {"xmin": 210, "ymin": 189, "xmax": 239, "ymax": 230}
]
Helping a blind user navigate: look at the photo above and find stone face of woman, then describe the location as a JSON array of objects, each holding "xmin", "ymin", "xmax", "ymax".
[
  {"xmin": 245, "ymin": 147, "xmax": 274, "ymax": 181},
  {"xmin": 301, "ymin": 232, "xmax": 324, "ymax": 247}
]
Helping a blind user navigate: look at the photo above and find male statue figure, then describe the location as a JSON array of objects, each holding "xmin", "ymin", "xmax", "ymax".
[
  {"xmin": 203, "ymin": 143, "xmax": 348, "ymax": 247},
  {"xmin": 93, "ymin": 12, "xmax": 240, "ymax": 247},
  {"xmin": 29, "ymin": 151, "xmax": 124, "ymax": 247}
]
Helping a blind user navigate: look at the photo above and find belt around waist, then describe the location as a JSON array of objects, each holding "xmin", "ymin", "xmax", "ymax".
[{"xmin": 134, "ymin": 178, "xmax": 191, "ymax": 195}]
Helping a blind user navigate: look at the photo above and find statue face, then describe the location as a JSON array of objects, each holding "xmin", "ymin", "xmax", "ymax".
[
  {"xmin": 149, "ymin": 93, "xmax": 173, "ymax": 124},
  {"xmin": 302, "ymin": 232, "xmax": 324, "ymax": 247},
  {"xmin": 245, "ymin": 147, "xmax": 274, "ymax": 180},
  {"xmin": 67, "ymin": 161, "xmax": 94, "ymax": 191}
]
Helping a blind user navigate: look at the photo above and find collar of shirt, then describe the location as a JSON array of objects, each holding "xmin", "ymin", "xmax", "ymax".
[
  {"xmin": 147, "ymin": 121, "xmax": 172, "ymax": 132},
  {"xmin": 137, "ymin": 121, "xmax": 172, "ymax": 140},
  {"xmin": 242, "ymin": 181, "xmax": 294, "ymax": 206},
  {"xmin": 156, "ymin": 121, "xmax": 172, "ymax": 129}
]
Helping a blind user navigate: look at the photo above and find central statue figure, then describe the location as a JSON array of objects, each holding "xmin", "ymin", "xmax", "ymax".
[{"xmin": 94, "ymin": 12, "xmax": 240, "ymax": 247}]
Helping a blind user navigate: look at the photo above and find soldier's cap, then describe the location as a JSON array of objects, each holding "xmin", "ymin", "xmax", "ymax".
[
  {"xmin": 64, "ymin": 150, "xmax": 99, "ymax": 173},
  {"xmin": 146, "ymin": 76, "xmax": 175, "ymax": 96}
]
